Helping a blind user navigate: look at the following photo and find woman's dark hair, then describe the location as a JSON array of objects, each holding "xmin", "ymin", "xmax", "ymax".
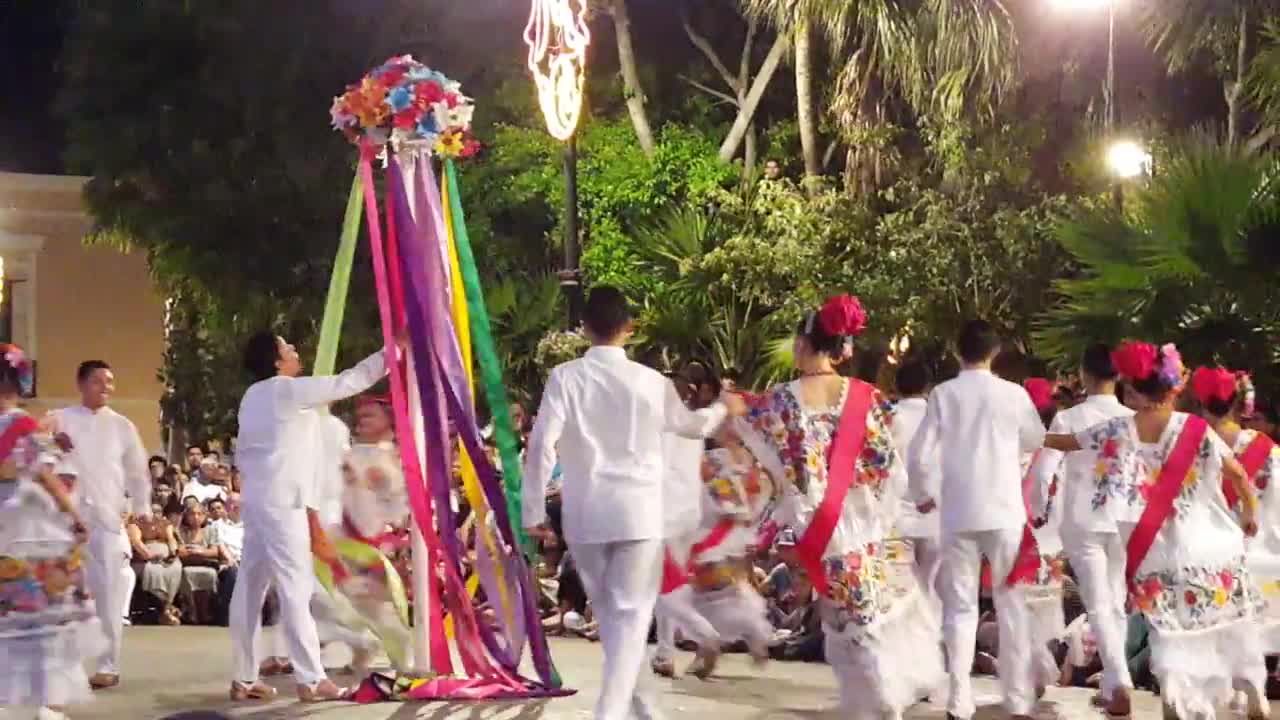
[
  {"xmin": 1081, "ymin": 343, "xmax": 1117, "ymax": 381},
  {"xmin": 1129, "ymin": 373, "xmax": 1175, "ymax": 404},
  {"xmin": 0, "ymin": 357, "xmax": 22, "ymax": 393},
  {"xmin": 1202, "ymin": 393, "xmax": 1237, "ymax": 418},
  {"xmin": 148, "ymin": 454, "xmax": 167, "ymax": 468},
  {"xmin": 957, "ymin": 320, "xmax": 1001, "ymax": 364},
  {"xmin": 1038, "ymin": 405, "xmax": 1058, "ymax": 429},
  {"xmin": 795, "ymin": 314, "xmax": 844, "ymax": 357},
  {"xmin": 243, "ymin": 331, "xmax": 280, "ymax": 382}
]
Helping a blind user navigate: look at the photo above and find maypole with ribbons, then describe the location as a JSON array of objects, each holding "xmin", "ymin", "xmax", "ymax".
[{"xmin": 315, "ymin": 55, "xmax": 567, "ymax": 700}]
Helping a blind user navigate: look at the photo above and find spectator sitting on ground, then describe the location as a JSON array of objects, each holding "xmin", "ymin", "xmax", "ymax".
[
  {"xmin": 149, "ymin": 455, "xmax": 168, "ymax": 483},
  {"xmin": 206, "ymin": 494, "xmax": 244, "ymax": 626},
  {"xmin": 182, "ymin": 458, "xmax": 227, "ymax": 505}
]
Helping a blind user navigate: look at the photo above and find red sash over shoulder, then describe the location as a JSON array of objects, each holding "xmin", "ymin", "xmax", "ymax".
[
  {"xmin": 1125, "ymin": 415, "xmax": 1208, "ymax": 591},
  {"xmin": 1005, "ymin": 450, "xmax": 1044, "ymax": 586},
  {"xmin": 0, "ymin": 414, "xmax": 38, "ymax": 460},
  {"xmin": 1228, "ymin": 432, "xmax": 1278, "ymax": 508},
  {"xmin": 794, "ymin": 380, "xmax": 876, "ymax": 597}
]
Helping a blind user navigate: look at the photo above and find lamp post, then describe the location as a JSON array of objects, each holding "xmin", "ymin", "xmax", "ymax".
[
  {"xmin": 1052, "ymin": 0, "xmax": 1116, "ymax": 130},
  {"xmin": 525, "ymin": 0, "xmax": 591, "ymax": 327}
]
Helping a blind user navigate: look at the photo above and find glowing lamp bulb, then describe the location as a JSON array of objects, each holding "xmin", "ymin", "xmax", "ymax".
[
  {"xmin": 1107, "ymin": 140, "xmax": 1152, "ymax": 179},
  {"xmin": 525, "ymin": 0, "xmax": 591, "ymax": 141}
]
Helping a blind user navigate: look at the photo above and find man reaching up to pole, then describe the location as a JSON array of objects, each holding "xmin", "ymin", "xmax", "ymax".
[
  {"xmin": 228, "ymin": 332, "xmax": 400, "ymax": 703},
  {"xmin": 523, "ymin": 287, "xmax": 747, "ymax": 720}
]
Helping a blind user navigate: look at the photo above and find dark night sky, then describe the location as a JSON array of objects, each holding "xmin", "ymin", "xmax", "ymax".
[{"xmin": 0, "ymin": 1, "xmax": 1208, "ymax": 177}]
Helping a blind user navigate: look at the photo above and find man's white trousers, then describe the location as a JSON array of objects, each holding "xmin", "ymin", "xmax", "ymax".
[{"xmin": 83, "ymin": 526, "xmax": 130, "ymax": 676}]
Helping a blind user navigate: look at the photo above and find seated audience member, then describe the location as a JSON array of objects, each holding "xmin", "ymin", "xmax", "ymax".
[
  {"xmin": 1059, "ymin": 614, "xmax": 1104, "ymax": 688},
  {"xmin": 177, "ymin": 504, "xmax": 223, "ymax": 624},
  {"xmin": 183, "ymin": 457, "xmax": 227, "ymax": 505},
  {"xmin": 127, "ymin": 503, "xmax": 184, "ymax": 625},
  {"xmin": 206, "ymin": 493, "xmax": 244, "ymax": 626}
]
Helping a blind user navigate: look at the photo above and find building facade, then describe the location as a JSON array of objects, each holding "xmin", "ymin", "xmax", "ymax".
[{"xmin": 0, "ymin": 172, "xmax": 165, "ymax": 452}]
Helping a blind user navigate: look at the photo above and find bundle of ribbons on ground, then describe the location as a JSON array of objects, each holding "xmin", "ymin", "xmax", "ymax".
[{"xmin": 308, "ymin": 55, "xmax": 569, "ymax": 701}]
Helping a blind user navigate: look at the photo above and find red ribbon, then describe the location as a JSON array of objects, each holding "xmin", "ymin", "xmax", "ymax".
[
  {"xmin": 0, "ymin": 414, "xmax": 38, "ymax": 460},
  {"xmin": 1006, "ymin": 450, "xmax": 1044, "ymax": 586},
  {"xmin": 356, "ymin": 151, "xmax": 453, "ymax": 675},
  {"xmin": 1126, "ymin": 416, "xmax": 1209, "ymax": 591},
  {"xmin": 660, "ymin": 548, "xmax": 688, "ymax": 594},
  {"xmin": 1228, "ymin": 432, "xmax": 1276, "ymax": 508},
  {"xmin": 793, "ymin": 380, "xmax": 876, "ymax": 597}
]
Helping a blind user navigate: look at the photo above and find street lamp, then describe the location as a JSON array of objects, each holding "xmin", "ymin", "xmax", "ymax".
[
  {"xmin": 1052, "ymin": 0, "xmax": 1116, "ymax": 131},
  {"xmin": 1107, "ymin": 139, "xmax": 1151, "ymax": 179},
  {"xmin": 525, "ymin": 0, "xmax": 591, "ymax": 326}
]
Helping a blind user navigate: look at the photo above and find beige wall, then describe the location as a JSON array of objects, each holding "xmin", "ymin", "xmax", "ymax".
[{"xmin": 0, "ymin": 173, "xmax": 166, "ymax": 453}]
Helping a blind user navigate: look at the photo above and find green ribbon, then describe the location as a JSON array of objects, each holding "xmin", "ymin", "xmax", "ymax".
[
  {"xmin": 444, "ymin": 159, "xmax": 530, "ymax": 555},
  {"xmin": 314, "ymin": 175, "xmax": 364, "ymax": 376}
]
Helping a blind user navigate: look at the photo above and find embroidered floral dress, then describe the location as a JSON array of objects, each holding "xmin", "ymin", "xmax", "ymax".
[
  {"xmin": 1020, "ymin": 450, "xmax": 1067, "ymax": 687},
  {"xmin": 1232, "ymin": 429, "xmax": 1280, "ymax": 652},
  {"xmin": 0, "ymin": 409, "xmax": 104, "ymax": 708},
  {"xmin": 739, "ymin": 378, "xmax": 942, "ymax": 715},
  {"xmin": 1076, "ymin": 412, "xmax": 1265, "ymax": 717},
  {"xmin": 688, "ymin": 447, "xmax": 773, "ymax": 592}
]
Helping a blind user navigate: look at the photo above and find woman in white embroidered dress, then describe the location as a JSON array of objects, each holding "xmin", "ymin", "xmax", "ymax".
[
  {"xmin": 1045, "ymin": 342, "xmax": 1266, "ymax": 720},
  {"xmin": 1191, "ymin": 367, "xmax": 1280, "ymax": 667},
  {"xmin": 683, "ymin": 426, "xmax": 775, "ymax": 677},
  {"xmin": 1020, "ymin": 378, "xmax": 1068, "ymax": 695},
  {"xmin": 738, "ymin": 295, "xmax": 942, "ymax": 720},
  {"xmin": 0, "ymin": 345, "xmax": 104, "ymax": 720}
]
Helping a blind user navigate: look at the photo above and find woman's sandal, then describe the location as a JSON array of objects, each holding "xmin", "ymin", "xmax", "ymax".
[{"xmin": 229, "ymin": 680, "xmax": 278, "ymax": 701}]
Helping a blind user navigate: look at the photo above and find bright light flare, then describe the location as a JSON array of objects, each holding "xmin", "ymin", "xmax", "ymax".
[
  {"xmin": 1107, "ymin": 140, "xmax": 1152, "ymax": 179},
  {"xmin": 524, "ymin": 0, "xmax": 591, "ymax": 141},
  {"xmin": 1051, "ymin": 0, "xmax": 1112, "ymax": 9}
]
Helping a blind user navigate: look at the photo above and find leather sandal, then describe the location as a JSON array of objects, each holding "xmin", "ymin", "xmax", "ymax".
[
  {"xmin": 229, "ymin": 680, "xmax": 278, "ymax": 701},
  {"xmin": 89, "ymin": 673, "xmax": 120, "ymax": 690},
  {"xmin": 296, "ymin": 678, "xmax": 346, "ymax": 702}
]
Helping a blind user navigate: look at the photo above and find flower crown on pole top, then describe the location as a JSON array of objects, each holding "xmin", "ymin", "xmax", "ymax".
[
  {"xmin": 330, "ymin": 55, "xmax": 479, "ymax": 158},
  {"xmin": 0, "ymin": 344, "xmax": 33, "ymax": 396},
  {"xmin": 1111, "ymin": 341, "xmax": 1185, "ymax": 392}
]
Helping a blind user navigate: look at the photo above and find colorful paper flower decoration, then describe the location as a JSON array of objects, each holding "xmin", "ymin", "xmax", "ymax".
[{"xmin": 331, "ymin": 55, "xmax": 480, "ymax": 158}]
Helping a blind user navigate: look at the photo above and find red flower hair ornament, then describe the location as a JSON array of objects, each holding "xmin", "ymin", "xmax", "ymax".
[
  {"xmin": 1191, "ymin": 366, "xmax": 1236, "ymax": 406},
  {"xmin": 1023, "ymin": 378, "xmax": 1056, "ymax": 413},
  {"xmin": 1110, "ymin": 341, "xmax": 1157, "ymax": 382},
  {"xmin": 816, "ymin": 295, "xmax": 868, "ymax": 338}
]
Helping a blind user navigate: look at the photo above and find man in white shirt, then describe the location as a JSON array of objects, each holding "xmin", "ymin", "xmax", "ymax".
[
  {"xmin": 1029, "ymin": 344, "xmax": 1133, "ymax": 716},
  {"xmin": 55, "ymin": 360, "xmax": 152, "ymax": 690},
  {"xmin": 184, "ymin": 457, "xmax": 229, "ymax": 505},
  {"xmin": 227, "ymin": 332, "xmax": 392, "ymax": 702},
  {"xmin": 524, "ymin": 287, "xmax": 744, "ymax": 720},
  {"xmin": 907, "ymin": 321, "xmax": 1045, "ymax": 720},
  {"xmin": 890, "ymin": 358, "xmax": 941, "ymax": 602}
]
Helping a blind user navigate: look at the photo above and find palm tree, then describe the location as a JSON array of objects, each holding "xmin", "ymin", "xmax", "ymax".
[
  {"xmin": 739, "ymin": 0, "xmax": 1018, "ymax": 187},
  {"xmin": 1034, "ymin": 138, "xmax": 1280, "ymax": 387}
]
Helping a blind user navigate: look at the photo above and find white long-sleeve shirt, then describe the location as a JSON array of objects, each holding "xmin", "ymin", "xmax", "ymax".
[
  {"xmin": 907, "ymin": 368, "xmax": 1046, "ymax": 535},
  {"xmin": 523, "ymin": 346, "xmax": 728, "ymax": 545},
  {"xmin": 662, "ymin": 432, "xmax": 705, "ymax": 539},
  {"xmin": 315, "ymin": 413, "xmax": 353, "ymax": 527},
  {"xmin": 56, "ymin": 405, "xmax": 151, "ymax": 531},
  {"xmin": 891, "ymin": 396, "xmax": 938, "ymax": 539},
  {"xmin": 236, "ymin": 351, "xmax": 385, "ymax": 514},
  {"xmin": 1031, "ymin": 393, "xmax": 1133, "ymax": 539}
]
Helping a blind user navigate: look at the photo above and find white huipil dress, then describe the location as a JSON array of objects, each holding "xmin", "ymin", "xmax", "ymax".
[
  {"xmin": 1075, "ymin": 412, "xmax": 1266, "ymax": 719},
  {"xmin": 1019, "ymin": 450, "xmax": 1067, "ymax": 690},
  {"xmin": 685, "ymin": 445, "xmax": 773, "ymax": 650},
  {"xmin": 739, "ymin": 379, "xmax": 943, "ymax": 719},
  {"xmin": 0, "ymin": 410, "xmax": 106, "ymax": 710},
  {"xmin": 1228, "ymin": 428, "xmax": 1280, "ymax": 653}
]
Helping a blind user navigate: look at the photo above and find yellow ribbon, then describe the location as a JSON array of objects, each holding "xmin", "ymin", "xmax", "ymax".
[{"xmin": 440, "ymin": 177, "xmax": 515, "ymax": 639}]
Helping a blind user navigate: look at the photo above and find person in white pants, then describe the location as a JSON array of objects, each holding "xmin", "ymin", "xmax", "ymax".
[
  {"xmin": 228, "ymin": 332, "xmax": 391, "ymax": 703},
  {"xmin": 1029, "ymin": 344, "xmax": 1134, "ymax": 716},
  {"xmin": 890, "ymin": 359, "xmax": 941, "ymax": 603},
  {"xmin": 908, "ymin": 320, "xmax": 1045, "ymax": 720},
  {"xmin": 524, "ymin": 287, "xmax": 742, "ymax": 720},
  {"xmin": 652, "ymin": 420, "xmax": 721, "ymax": 678},
  {"xmin": 55, "ymin": 360, "xmax": 153, "ymax": 691}
]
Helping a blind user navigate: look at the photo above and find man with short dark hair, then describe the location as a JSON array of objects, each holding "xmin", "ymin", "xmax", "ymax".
[
  {"xmin": 186, "ymin": 444, "xmax": 205, "ymax": 475},
  {"xmin": 892, "ymin": 358, "xmax": 940, "ymax": 600},
  {"xmin": 524, "ymin": 287, "xmax": 745, "ymax": 720},
  {"xmin": 228, "ymin": 332, "xmax": 394, "ymax": 702},
  {"xmin": 56, "ymin": 360, "xmax": 152, "ymax": 690},
  {"xmin": 1028, "ymin": 343, "xmax": 1134, "ymax": 716},
  {"xmin": 907, "ymin": 320, "xmax": 1045, "ymax": 720}
]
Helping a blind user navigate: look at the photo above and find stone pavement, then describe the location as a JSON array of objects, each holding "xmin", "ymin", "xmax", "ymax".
[{"xmin": 65, "ymin": 627, "xmax": 1168, "ymax": 720}]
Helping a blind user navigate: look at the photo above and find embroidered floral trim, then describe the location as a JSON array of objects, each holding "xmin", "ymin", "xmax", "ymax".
[{"xmin": 1131, "ymin": 558, "xmax": 1263, "ymax": 632}]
